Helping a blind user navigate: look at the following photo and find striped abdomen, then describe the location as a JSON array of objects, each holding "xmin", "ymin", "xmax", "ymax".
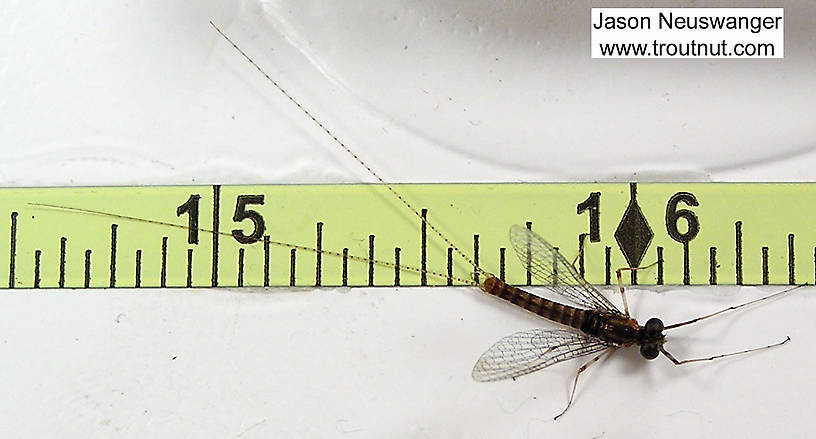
[{"xmin": 482, "ymin": 276, "xmax": 590, "ymax": 330}]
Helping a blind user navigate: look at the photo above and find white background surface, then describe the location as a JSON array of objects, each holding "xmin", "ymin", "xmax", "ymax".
[{"xmin": 1, "ymin": 1, "xmax": 815, "ymax": 438}]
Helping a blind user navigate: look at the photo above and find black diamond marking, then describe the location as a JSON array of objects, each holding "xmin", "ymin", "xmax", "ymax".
[{"xmin": 614, "ymin": 183, "xmax": 653, "ymax": 268}]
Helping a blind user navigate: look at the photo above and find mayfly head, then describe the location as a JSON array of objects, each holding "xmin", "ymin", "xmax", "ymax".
[{"xmin": 637, "ymin": 317, "xmax": 665, "ymax": 360}]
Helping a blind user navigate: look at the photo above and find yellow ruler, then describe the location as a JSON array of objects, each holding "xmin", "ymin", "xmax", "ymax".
[{"xmin": 3, "ymin": 182, "xmax": 812, "ymax": 288}]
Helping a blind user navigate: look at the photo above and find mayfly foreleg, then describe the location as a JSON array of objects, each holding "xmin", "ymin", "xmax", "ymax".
[
  {"xmin": 664, "ymin": 284, "xmax": 805, "ymax": 330},
  {"xmin": 656, "ymin": 284, "xmax": 805, "ymax": 365},
  {"xmin": 659, "ymin": 336, "xmax": 790, "ymax": 365},
  {"xmin": 615, "ymin": 261, "xmax": 659, "ymax": 316},
  {"xmin": 554, "ymin": 347, "xmax": 616, "ymax": 421}
]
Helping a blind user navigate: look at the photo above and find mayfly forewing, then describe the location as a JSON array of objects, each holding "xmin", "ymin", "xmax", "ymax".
[
  {"xmin": 508, "ymin": 225, "xmax": 620, "ymax": 313},
  {"xmin": 472, "ymin": 328, "xmax": 610, "ymax": 382}
]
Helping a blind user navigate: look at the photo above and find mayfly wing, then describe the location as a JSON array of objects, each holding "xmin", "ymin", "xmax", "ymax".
[
  {"xmin": 508, "ymin": 224, "xmax": 620, "ymax": 313},
  {"xmin": 472, "ymin": 328, "xmax": 610, "ymax": 382}
]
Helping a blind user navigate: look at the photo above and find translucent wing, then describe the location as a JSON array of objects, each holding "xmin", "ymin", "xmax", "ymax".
[
  {"xmin": 509, "ymin": 225, "xmax": 620, "ymax": 314},
  {"xmin": 472, "ymin": 328, "xmax": 611, "ymax": 382}
]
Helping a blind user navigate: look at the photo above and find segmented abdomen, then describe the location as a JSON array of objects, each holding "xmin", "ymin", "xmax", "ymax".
[{"xmin": 482, "ymin": 276, "xmax": 588, "ymax": 330}]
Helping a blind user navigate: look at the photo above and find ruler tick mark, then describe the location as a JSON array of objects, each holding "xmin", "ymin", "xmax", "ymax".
[
  {"xmin": 187, "ymin": 248, "xmax": 193, "ymax": 288},
  {"xmin": 447, "ymin": 247, "xmax": 453, "ymax": 286},
  {"xmin": 33, "ymin": 249, "xmax": 41, "ymax": 288},
  {"xmin": 315, "ymin": 222, "xmax": 323, "ymax": 287},
  {"xmin": 421, "ymin": 208, "xmax": 427, "ymax": 286},
  {"xmin": 212, "ymin": 185, "xmax": 221, "ymax": 287},
  {"xmin": 342, "ymin": 248, "xmax": 348, "ymax": 286},
  {"xmin": 135, "ymin": 249, "xmax": 142, "ymax": 287},
  {"xmin": 761, "ymin": 246, "xmax": 769, "ymax": 285},
  {"xmin": 368, "ymin": 235, "xmax": 375, "ymax": 287},
  {"xmin": 59, "ymin": 237, "xmax": 66, "ymax": 288},
  {"xmin": 788, "ymin": 233, "xmax": 795, "ymax": 285},
  {"xmin": 605, "ymin": 246, "xmax": 612, "ymax": 286},
  {"xmin": 290, "ymin": 249, "xmax": 296, "ymax": 287},
  {"xmin": 683, "ymin": 241, "xmax": 690, "ymax": 285},
  {"xmin": 238, "ymin": 248, "xmax": 245, "ymax": 287},
  {"xmin": 525, "ymin": 222, "xmax": 533, "ymax": 286},
  {"xmin": 9, "ymin": 212, "xmax": 17, "ymax": 288},
  {"xmin": 735, "ymin": 221, "xmax": 743, "ymax": 285},
  {"xmin": 84, "ymin": 249, "xmax": 91, "ymax": 288},
  {"xmin": 473, "ymin": 234, "xmax": 480, "ymax": 285},
  {"xmin": 109, "ymin": 224, "xmax": 118, "ymax": 287},
  {"xmin": 394, "ymin": 247, "xmax": 401, "ymax": 286},
  {"xmin": 499, "ymin": 247, "xmax": 506, "ymax": 282},
  {"xmin": 656, "ymin": 246, "xmax": 664, "ymax": 285},
  {"xmin": 263, "ymin": 235, "xmax": 270, "ymax": 287},
  {"xmin": 161, "ymin": 237, "xmax": 168, "ymax": 288},
  {"xmin": 578, "ymin": 233, "xmax": 587, "ymax": 278}
]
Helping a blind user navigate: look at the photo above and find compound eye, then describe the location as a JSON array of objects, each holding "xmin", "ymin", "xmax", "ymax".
[
  {"xmin": 644, "ymin": 318, "xmax": 664, "ymax": 338},
  {"xmin": 640, "ymin": 343, "xmax": 659, "ymax": 360}
]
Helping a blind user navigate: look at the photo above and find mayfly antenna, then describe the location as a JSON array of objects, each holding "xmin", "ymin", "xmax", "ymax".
[{"xmin": 208, "ymin": 21, "xmax": 488, "ymax": 282}]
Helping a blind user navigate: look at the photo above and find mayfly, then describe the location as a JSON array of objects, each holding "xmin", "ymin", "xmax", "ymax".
[{"xmin": 473, "ymin": 225, "xmax": 800, "ymax": 418}]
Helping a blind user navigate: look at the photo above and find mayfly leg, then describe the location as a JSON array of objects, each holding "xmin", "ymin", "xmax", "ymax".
[
  {"xmin": 657, "ymin": 284, "xmax": 805, "ymax": 364},
  {"xmin": 615, "ymin": 261, "xmax": 659, "ymax": 316},
  {"xmin": 663, "ymin": 284, "xmax": 805, "ymax": 330},
  {"xmin": 660, "ymin": 336, "xmax": 790, "ymax": 365},
  {"xmin": 554, "ymin": 347, "xmax": 616, "ymax": 420},
  {"xmin": 569, "ymin": 233, "xmax": 588, "ymax": 272}
]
